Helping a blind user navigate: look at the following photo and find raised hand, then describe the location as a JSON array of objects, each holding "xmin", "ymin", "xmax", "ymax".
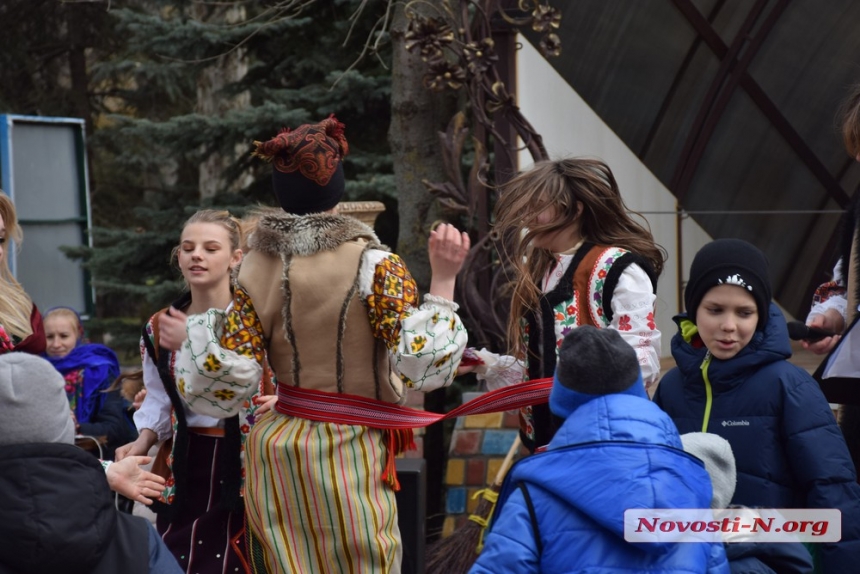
[
  {"xmin": 802, "ymin": 310, "xmax": 844, "ymax": 355},
  {"xmin": 158, "ymin": 307, "xmax": 188, "ymax": 351},
  {"xmin": 132, "ymin": 388, "xmax": 147, "ymax": 411},
  {"xmin": 428, "ymin": 223, "xmax": 470, "ymax": 301},
  {"xmin": 114, "ymin": 429, "xmax": 157, "ymax": 462},
  {"xmin": 252, "ymin": 394, "xmax": 278, "ymax": 416}
]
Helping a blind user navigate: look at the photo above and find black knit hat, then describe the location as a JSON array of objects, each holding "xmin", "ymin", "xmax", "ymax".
[
  {"xmin": 685, "ymin": 238, "xmax": 771, "ymax": 330},
  {"xmin": 252, "ymin": 115, "xmax": 349, "ymax": 215},
  {"xmin": 550, "ymin": 326, "xmax": 644, "ymax": 419}
]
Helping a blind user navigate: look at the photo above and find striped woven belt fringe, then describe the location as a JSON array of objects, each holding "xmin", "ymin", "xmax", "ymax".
[{"xmin": 274, "ymin": 377, "xmax": 553, "ymax": 429}]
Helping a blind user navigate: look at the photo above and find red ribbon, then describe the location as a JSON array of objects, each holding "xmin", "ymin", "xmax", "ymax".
[{"xmin": 274, "ymin": 377, "xmax": 553, "ymax": 429}]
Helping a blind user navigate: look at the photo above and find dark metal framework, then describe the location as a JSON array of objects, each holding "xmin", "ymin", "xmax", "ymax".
[
  {"xmin": 667, "ymin": 0, "xmax": 849, "ymax": 206},
  {"xmin": 408, "ymin": 0, "xmax": 860, "ymax": 333},
  {"xmin": 665, "ymin": 0, "xmax": 858, "ymax": 315},
  {"xmin": 518, "ymin": 0, "xmax": 860, "ymax": 318}
]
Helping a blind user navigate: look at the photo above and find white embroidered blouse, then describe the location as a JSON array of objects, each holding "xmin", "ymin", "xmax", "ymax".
[{"xmin": 173, "ymin": 249, "xmax": 468, "ymax": 418}]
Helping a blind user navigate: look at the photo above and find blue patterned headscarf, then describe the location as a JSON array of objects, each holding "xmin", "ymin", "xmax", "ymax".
[
  {"xmin": 44, "ymin": 305, "xmax": 121, "ymax": 428},
  {"xmin": 46, "ymin": 344, "xmax": 120, "ymax": 425}
]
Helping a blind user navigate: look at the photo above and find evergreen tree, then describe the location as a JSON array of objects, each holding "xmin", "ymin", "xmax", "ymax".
[
  {"xmin": 73, "ymin": 0, "xmax": 397, "ymax": 356},
  {"xmin": 0, "ymin": 0, "xmax": 120, "ymax": 132}
]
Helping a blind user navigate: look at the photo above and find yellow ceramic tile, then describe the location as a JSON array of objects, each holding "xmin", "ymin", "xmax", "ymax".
[
  {"xmin": 485, "ymin": 457, "xmax": 505, "ymax": 485},
  {"xmin": 442, "ymin": 515, "xmax": 457, "ymax": 538},
  {"xmin": 445, "ymin": 458, "xmax": 465, "ymax": 485},
  {"xmin": 464, "ymin": 412, "xmax": 503, "ymax": 429}
]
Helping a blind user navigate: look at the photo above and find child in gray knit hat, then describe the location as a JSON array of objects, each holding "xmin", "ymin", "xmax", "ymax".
[
  {"xmin": 0, "ymin": 352, "xmax": 182, "ymax": 574},
  {"xmin": 0, "ymin": 351, "xmax": 76, "ymax": 445},
  {"xmin": 680, "ymin": 432, "xmax": 737, "ymax": 510}
]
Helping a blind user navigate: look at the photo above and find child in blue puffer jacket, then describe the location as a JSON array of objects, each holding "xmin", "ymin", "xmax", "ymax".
[
  {"xmin": 470, "ymin": 326, "xmax": 728, "ymax": 573},
  {"xmin": 654, "ymin": 238, "xmax": 860, "ymax": 573}
]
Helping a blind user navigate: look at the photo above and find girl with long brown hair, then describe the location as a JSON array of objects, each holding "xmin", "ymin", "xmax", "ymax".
[{"xmin": 476, "ymin": 157, "xmax": 666, "ymax": 453}]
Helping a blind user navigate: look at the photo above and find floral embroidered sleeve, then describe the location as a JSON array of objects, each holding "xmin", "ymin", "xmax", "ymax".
[
  {"xmin": 173, "ymin": 286, "xmax": 264, "ymax": 419},
  {"xmin": 362, "ymin": 250, "xmax": 468, "ymax": 392},
  {"xmin": 133, "ymin": 351, "xmax": 174, "ymax": 440},
  {"xmin": 608, "ymin": 263, "xmax": 661, "ymax": 391}
]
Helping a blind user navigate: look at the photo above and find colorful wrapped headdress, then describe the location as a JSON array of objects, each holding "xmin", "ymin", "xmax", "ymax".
[{"xmin": 253, "ymin": 115, "xmax": 349, "ymax": 215}]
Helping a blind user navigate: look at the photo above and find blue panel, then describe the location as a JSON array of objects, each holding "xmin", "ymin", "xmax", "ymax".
[
  {"xmin": 0, "ymin": 115, "xmax": 11, "ymax": 194},
  {"xmin": 0, "ymin": 115, "xmax": 91, "ymax": 313}
]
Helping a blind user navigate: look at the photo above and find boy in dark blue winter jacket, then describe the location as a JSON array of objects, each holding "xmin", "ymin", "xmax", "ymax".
[{"xmin": 654, "ymin": 238, "xmax": 860, "ymax": 573}]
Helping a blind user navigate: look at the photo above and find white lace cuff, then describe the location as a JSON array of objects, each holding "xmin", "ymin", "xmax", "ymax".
[
  {"xmin": 474, "ymin": 349, "xmax": 526, "ymax": 391},
  {"xmin": 423, "ymin": 293, "xmax": 460, "ymax": 311}
]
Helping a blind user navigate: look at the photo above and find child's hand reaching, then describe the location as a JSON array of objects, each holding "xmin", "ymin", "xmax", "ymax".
[
  {"xmin": 105, "ymin": 455, "xmax": 165, "ymax": 505},
  {"xmin": 428, "ymin": 223, "xmax": 470, "ymax": 301}
]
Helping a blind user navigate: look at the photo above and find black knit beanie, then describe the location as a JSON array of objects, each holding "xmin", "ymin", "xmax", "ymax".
[
  {"xmin": 685, "ymin": 238, "xmax": 771, "ymax": 330},
  {"xmin": 252, "ymin": 115, "xmax": 349, "ymax": 215}
]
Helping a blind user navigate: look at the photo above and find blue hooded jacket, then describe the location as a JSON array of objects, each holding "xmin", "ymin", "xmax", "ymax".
[
  {"xmin": 654, "ymin": 303, "xmax": 860, "ymax": 572},
  {"xmin": 470, "ymin": 393, "xmax": 729, "ymax": 573}
]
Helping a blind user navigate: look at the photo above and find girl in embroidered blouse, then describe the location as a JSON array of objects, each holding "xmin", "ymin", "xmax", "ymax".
[
  {"xmin": 471, "ymin": 158, "xmax": 665, "ymax": 452},
  {"xmin": 0, "ymin": 192, "xmax": 46, "ymax": 355},
  {"xmin": 114, "ymin": 209, "xmax": 268, "ymax": 574},
  {"xmin": 43, "ymin": 307, "xmax": 132, "ymax": 460}
]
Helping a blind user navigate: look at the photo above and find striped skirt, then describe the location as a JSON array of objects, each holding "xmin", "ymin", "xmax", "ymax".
[{"xmin": 244, "ymin": 411, "xmax": 402, "ymax": 574}]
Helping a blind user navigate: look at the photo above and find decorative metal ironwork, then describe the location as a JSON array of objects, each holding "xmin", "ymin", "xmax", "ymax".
[{"xmin": 404, "ymin": 0, "xmax": 561, "ymax": 351}]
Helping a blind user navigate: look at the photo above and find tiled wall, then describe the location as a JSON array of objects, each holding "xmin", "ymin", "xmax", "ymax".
[{"xmin": 440, "ymin": 393, "xmax": 523, "ymax": 537}]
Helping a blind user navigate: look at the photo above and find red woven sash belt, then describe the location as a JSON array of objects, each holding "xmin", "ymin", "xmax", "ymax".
[{"xmin": 274, "ymin": 377, "xmax": 553, "ymax": 429}]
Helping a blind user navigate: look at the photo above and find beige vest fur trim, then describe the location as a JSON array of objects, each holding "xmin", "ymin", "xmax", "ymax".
[{"xmin": 239, "ymin": 212, "xmax": 404, "ymax": 403}]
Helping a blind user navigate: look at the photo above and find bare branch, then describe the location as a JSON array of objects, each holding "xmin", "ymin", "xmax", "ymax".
[
  {"xmin": 343, "ymin": 0, "xmax": 372, "ymax": 46},
  {"xmin": 331, "ymin": 0, "xmax": 396, "ymax": 87},
  {"xmin": 158, "ymin": 1, "xmax": 315, "ymax": 64}
]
